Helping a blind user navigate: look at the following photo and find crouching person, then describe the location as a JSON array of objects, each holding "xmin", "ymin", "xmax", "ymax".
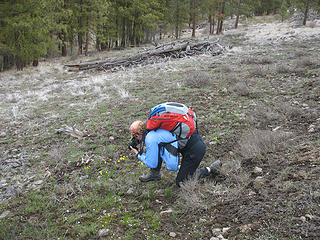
[{"xmin": 129, "ymin": 120, "xmax": 221, "ymax": 187}]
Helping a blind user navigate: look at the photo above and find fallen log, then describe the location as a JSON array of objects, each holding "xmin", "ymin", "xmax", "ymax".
[{"xmin": 65, "ymin": 40, "xmax": 229, "ymax": 71}]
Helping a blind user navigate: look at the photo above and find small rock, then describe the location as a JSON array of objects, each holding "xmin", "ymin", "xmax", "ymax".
[
  {"xmin": 253, "ymin": 167, "xmax": 263, "ymax": 174},
  {"xmin": 34, "ymin": 180, "xmax": 43, "ymax": 185},
  {"xmin": 199, "ymin": 218, "xmax": 206, "ymax": 223},
  {"xmin": 126, "ymin": 188, "xmax": 134, "ymax": 194},
  {"xmin": 161, "ymin": 209, "xmax": 173, "ymax": 215},
  {"xmin": 300, "ymin": 216, "xmax": 306, "ymax": 222},
  {"xmin": 305, "ymin": 214, "xmax": 314, "ymax": 220},
  {"xmin": 239, "ymin": 224, "xmax": 253, "ymax": 233},
  {"xmin": 98, "ymin": 228, "xmax": 109, "ymax": 237},
  {"xmin": 0, "ymin": 210, "xmax": 10, "ymax": 219},
  {"xmin": 169, "ymin": 232, "xmax": 176, "ymax": 238},
  {"xmin": 109, "ymin": 136, "xmax": 115, "ymax": 140},
  {"xmin": 254, "ymin": 176, "xmax": 264, "ymax": 186},
  {"xmin": 212, "ymin": 228, "xmax": 222, "ymax": 234},
  {"xmin": 308, "ymin": 124, "xmax": 315, "ymax": 133},
  {"xmin": 210, "ymin": 237, "xmax": 220, "ymax": 240},
  {"xmin": 217, "ymin": 234, "xmax": 227, "ymax": 240},
  {"xmin": 248, "ymin": 191, "xmax": 256, "ymax": 196},
  {"xmin": 222, "ymin": 227, "xmax": 230, "ymax": 233}
]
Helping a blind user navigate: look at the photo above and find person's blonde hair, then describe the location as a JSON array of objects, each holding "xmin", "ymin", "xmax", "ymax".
[
  {"xmin": 130, "ymin": 120, "xmax": 146, "ymax": 135},
  {"xmin": 137, "ymin": 121, "xmax": 146, "ymax": 135}
]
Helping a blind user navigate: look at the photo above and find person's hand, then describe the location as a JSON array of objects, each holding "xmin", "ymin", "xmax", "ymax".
[{"xmin": 130, "ymin": 146, "xmax": 138, "ymax": 155}]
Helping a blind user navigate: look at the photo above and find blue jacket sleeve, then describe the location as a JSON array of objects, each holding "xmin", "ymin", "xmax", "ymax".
[{"xmin": 137, "ymin": 136, "xmax": 159, "ymax": 168}]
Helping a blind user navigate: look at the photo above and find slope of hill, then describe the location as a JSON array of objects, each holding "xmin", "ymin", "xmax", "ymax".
[{"xmin": 0, "ymin": 15, "xmax": 319, "ymax": 239}]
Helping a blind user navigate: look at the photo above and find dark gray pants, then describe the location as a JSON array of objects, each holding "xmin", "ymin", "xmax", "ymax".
[
  {"xmin": 176, "ymin": 131, "xmax": 208, "ymax": 186},
  {"xmin": 154, "ymin": 131, "xmax": 208, "ymax": 186}
]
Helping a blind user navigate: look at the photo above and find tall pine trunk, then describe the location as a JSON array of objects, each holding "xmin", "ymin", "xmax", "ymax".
[
  {"xmin": 235, "ymin": 0, "xmax": 241, "ymax": 29},
  {"xmin": 78, "ymin": 0, "xmax": 83, "ymax": 54},
  {"xmin": 62, "ymin": 30, "xmax": 67, "ymax": 56},
  {"xmin": 209, "ymin": 14, "xmax": 213, "ymax": 34},
  {"xmin": 192, "ymin": 0, "xmax": 197, "ymax": 37},
  {"xmin": 219, "ymin": 0, "xmax": 226, "ymax": 33},
  {"xmin": 303, "ymin": 0, "xmax": 310, "ymax": 25},
  {"xmin": 85, "ymin": 17, "xmax": 89, "ymax": 56}
]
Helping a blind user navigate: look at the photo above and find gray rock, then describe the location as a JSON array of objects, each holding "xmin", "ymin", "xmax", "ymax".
[
  {"xmin": 0, "ymin": 210, "xmax": 10, "ymax": 219},
  {"xmin": 98, "ymin": 228, "xmax": 109, "ymax": 237}
]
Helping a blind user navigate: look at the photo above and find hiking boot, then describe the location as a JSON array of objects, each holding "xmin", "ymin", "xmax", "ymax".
[
  {"xmin": 139, "ymin": 169, "xmax": 161, "ymax": 182},
  {"xmin": 209, "ymin": 160, "xmax": 222, "ymax": 175}
]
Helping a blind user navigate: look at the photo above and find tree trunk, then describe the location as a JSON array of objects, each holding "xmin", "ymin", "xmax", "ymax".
[
  {"xmin": 192, "ymin": 0, "xmax": 197, "ymax": 37},
  {"xmin": 209, "ymin": 14, "xmax": 213, "ymax": 34},
  {"xmin": 219, "ymin": 0, "xmax": 226, "ymax": 33},
  {"xmin": 32, "ymin": 58, "xmax": 39, "ymax": 67},
  {"xmin": 62, "ymin": 29, "xmax": 67, "ymax": 56},
  {"xmin": 189, "ymin": 0, "xmax": 193, "ymax": 28},
  {"xmin": 303, "ymin": 0, "xmax": 310, "ymax": 25},
  {"xmin": 85, "ymin": 17, "xmax": 89, "ymax": 56},
  {"xmin": 16, "ymin": 56, "xmax": 23, "ymax": 71},
  {"xmin": 235, "ymin": 0, "xmax": 241, "ymax": 29},
  {"xmin": 78, "ymin": 0, "xmax": 83, "ymax": 54}
]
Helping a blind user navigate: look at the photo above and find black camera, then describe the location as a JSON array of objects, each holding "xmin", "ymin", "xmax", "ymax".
[{"xmin": 128, "ymin": 137, "xmax": 139, "ymax": 150}]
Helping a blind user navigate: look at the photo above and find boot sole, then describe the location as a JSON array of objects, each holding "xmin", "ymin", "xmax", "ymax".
[{"xmin": 139, "ymin": 177, "xmax": 161, "ymax": 182}]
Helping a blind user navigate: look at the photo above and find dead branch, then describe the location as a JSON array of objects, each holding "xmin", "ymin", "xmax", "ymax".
[{"xmin": 65, "ymin": 40, "xmax": 230, "ymax": 72}]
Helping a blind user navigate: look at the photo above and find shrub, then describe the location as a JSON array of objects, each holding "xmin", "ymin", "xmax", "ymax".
[
  {"xmin": 177, "ymin": 172, "xmax": 207, "ymax": 212},
  {"xmin": 249, "ymin": 65, "xmax": 265, "ymax": 77},
  {"xmin": 276, "ymin": 64, "xmax": 292, "ymax": 74},
  {"xmin": 296, "ymin": 57, "xmax": 316, "ymax": 68},
  {"xmin": 241, "ymin": 56, "xmax": 273, "ymax": 65},
  {"xmin": 238, "ymin": 129, "xmax": 291, "ymax": 159},
  {"xmin": 184, "ymin": 71, "xmax": 212, "ymax": 88},
  {"xmin": 217, "ymin": 64, "xmax": 233, "ymax": 73},
  {"xmin": 229, "ymin": 81, "xmax": 250, "ymax": 96}
]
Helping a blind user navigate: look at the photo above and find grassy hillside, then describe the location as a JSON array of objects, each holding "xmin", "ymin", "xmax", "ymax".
[{"xmin": 0, "ymin": 16, "xmax": 319, "ymax": 239}]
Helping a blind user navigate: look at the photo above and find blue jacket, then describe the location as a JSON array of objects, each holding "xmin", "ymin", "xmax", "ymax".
[{"xmin": 137, "ymin": 129, "xmax": 179, "ymax": 171}]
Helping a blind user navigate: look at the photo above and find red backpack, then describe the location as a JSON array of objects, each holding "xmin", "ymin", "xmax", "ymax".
[{"xmin": 147, "ymin": 102, "xmax": 197, "ymax": 146}]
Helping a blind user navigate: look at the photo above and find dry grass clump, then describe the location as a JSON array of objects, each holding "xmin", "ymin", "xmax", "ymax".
[
  {"xmin": 296, "ymin": 57, "xmax": 316, "ymax": 68},
  {"xmin": 275, "ymin": 64, "xmax": 292, "ymax": 74},
  {"xmin": 238, "ymin": 129, "xmax": 292, "ymax": 159},
  {"xmin": 177, "ymin": 172, "xmax": 207, "ymax": 212},
  {"xmin": 294, "ymin": 50, "xmax": 305, "ymax": 58},
  {"xmin": 258, "ymin": 57, "xmax": 273, "ymax": 64},
  {"xmin": 223, "ymin": 159, "xmax": 250, "ymax": 186},
  {"xmin": 216, "ymin": 64, "xmax": 233, "ymax": 73},
  {"xmin": 184, "ymin": 71, "xmax": 212, "ymax": 88},
  {"xmin": 48, "ymin": 145, "xmax": 68, "ymax": 169},
  {"xmin": 228, "ymin": 81, "xmax": 251, "ymax": 96},
  {"xmin": 226, "ymin": 74, "xmax": 240, "ymax": 83},
  {"xmin": 249, "ymin": 65, "xmax": 266, "ymax": 77},
  {"xmin": 249, "ymin": 104, "xmax": 283, "ymax": 128},
  {"xmin": 276, "ymin": 102, "xmax": 305, "ymax": 120},
  {"xmin": 241, "ymin": 56, "xmax": 273, "ymax": 65},
  {"xmin": 241, "ymin": 56, "xmax": 258, "ymax": 64}
]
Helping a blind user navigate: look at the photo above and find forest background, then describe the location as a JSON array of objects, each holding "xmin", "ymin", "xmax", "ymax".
[{"xmin": 0, "ymin": 0, "xmax": 319, "ymax": 71}]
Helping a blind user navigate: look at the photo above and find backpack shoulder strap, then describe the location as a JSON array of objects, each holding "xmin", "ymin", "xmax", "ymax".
[{"xmin": 159, "ymin": 139, "xmax": 179, "ymax": 157}]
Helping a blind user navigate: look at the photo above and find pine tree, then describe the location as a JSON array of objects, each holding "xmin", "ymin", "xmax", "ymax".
[
  {"xmin": 166, "ymin": 0, "xmax": 189, "ymax": 39},
  {"xmin": 0, "ymin": 0, "xmax": 56, "ymax": 70}
]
